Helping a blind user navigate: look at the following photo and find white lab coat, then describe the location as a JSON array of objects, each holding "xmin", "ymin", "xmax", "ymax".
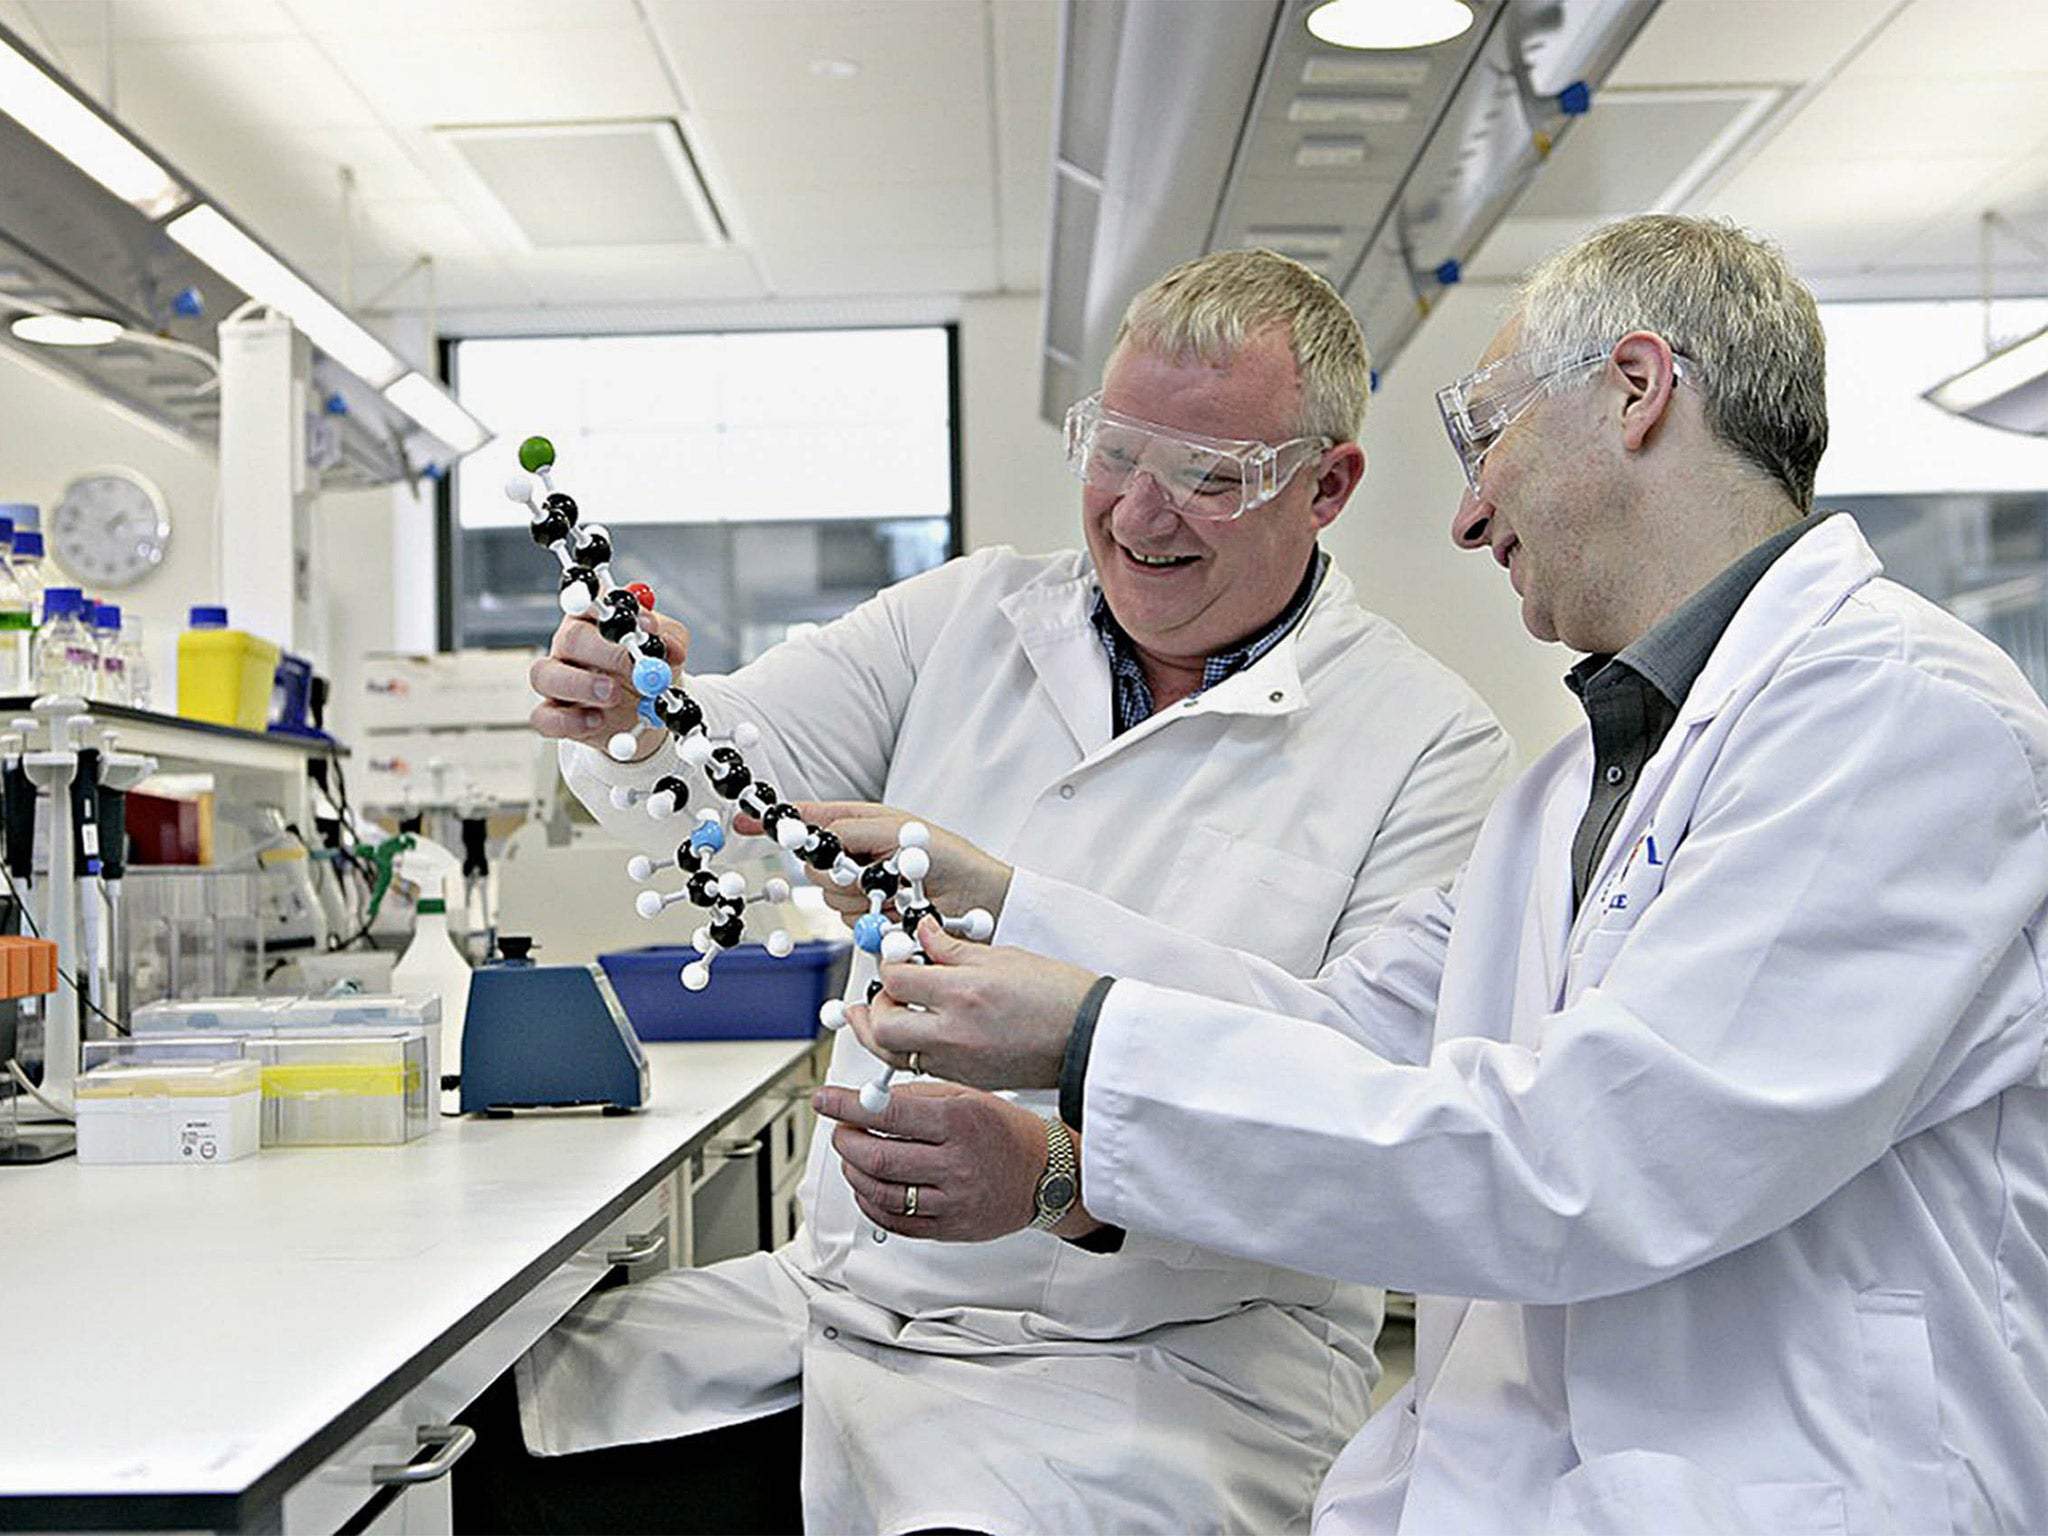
[
  {"xmin": 520, "ymin": 545, "xmax": 1515, "ymax": 1534},
  {"xmin": 1006, "ymin": 515, "xmax": 2048, "ymax": 1534}
]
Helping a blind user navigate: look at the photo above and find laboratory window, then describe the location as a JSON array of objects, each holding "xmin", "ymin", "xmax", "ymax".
[{"xmin": 441, "ymin": 326, "xmax": 960, "ymax": 667}]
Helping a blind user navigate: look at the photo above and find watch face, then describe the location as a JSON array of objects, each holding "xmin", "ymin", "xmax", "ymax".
[
  {"xmin": 51, "ymin": 469, "xmax": 171, "ymax": 589},
  {"xmin": 1038, "ymin": 1173, "xmax": 1078, "ymax": 1215}
]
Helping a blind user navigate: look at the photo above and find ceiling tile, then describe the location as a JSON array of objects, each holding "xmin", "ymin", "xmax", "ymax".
[
  {"xmin": 15, "ymin": 0, "xmax": 293, "ymax": 45},
  {"xmin": 318, "ymin": 24, "xmax": 671, "ymax": 125},
  {"xmin": 759, "ymin": 243, "xmax": 1000, "ymax": 298},
  {"xmin": 110, "ymin": 34, "xmax": 380, "ymax": 135},
  {"xmin": 1759, "ymin": 75, "xmax": 2048, "ymax": 163},
  {"xmin": 1846, "ymin": 0, "xmax": 2048, "ymax": 78},
  {"xmin": 743, "ymin": 183, "xmax": 995, "ymax": 249},
  {"xmin": 1706, "ymin": 153, "xmax": 2007, "ymax": 273},
  {"xmin": 281, "ymin": 0, "xmax": 640, "ymax": 34},
  {"xmin": 648, "ymin": 0, "xmax": 990, "ymax": 117},
  {"xmin": 698, "ymin": 106, "xmax": 989, "ymax": 191},
  {"xmin": 1607, "ymin": 0, "xmax": 1907, "ymax": 87},
  {"xmin": 502, "ymin": 245, "xmax": 770, "ymax": 306}
]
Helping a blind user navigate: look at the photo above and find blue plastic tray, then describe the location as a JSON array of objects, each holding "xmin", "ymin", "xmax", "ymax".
[{"xmin": 597, "ymin": 940, "xmax": 850, "ymax": 1041}]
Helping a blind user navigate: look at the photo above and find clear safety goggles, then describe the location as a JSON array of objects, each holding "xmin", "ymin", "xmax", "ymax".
[
  {"xmin": 1435, "ymin": 341, "xmax": 1693, "ymax": 493},
  {"xmin": 1063, "ymin": 393, "xmax": 1333, "ymax": 521}
]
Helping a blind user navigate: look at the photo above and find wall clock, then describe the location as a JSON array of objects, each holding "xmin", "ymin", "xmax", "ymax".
[{"xmin": 50, "ymin": 467, "xmax": 172, "ymax": 588}]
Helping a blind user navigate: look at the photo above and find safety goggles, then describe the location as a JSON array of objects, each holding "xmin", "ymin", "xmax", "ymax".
[
  {"xmin": 1063, "ymin": 393, "xmax": 1333, "ymax": 521},
  {"xmin": 1436, "ymin": 341, "xmax": 1694, "ymax": 493}
]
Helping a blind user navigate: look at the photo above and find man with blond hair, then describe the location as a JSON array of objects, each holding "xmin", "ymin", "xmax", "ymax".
[
  {"xmin": 841, "ymin": 214, "xmax": 2048, "ymax": 1533},
  {"xmin": 475, "ymin": 249, "xmax": 1514, "ymax": 1533}
]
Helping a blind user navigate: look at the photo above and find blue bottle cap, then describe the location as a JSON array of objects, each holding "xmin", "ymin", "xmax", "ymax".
[
  {"xmin": 0, "ymin": 518, "xmax": 13, "ymax": 545},
  {"xmin": 0, "ymin": 504, "xmax": 35, "ymax": 529},
  {"xmin": 189, "ymin": 605, "xmax": 229, "ymax": 627},
  {"xmin": 12, "ymin": 531, "xmax": 42, "ymax": 559},
  {"xmin": 94, "ymin": 603, "xmax": 121, "ymax": 628},
  {"xmin": 43, "ymin": 586, "xmax": 84, "ymax": 617}
]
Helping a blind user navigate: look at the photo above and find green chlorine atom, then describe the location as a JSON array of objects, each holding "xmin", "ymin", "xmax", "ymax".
[{"xmin": 518, "ymin": 435, "xmax": 556, "ymax": 473}]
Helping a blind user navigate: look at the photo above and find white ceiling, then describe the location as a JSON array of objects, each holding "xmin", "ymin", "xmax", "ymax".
[{"xmin": 2, "ymin": 0, "xmax": 2046, "ymax": 348}]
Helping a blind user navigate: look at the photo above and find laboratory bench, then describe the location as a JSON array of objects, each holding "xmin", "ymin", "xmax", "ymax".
[{"xmin": 0, "ymin": 1035, "xmax": 828, "ymax": 1534}]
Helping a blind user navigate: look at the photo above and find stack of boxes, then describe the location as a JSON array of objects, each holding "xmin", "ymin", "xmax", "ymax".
[{"xmin": 356, "ymin": 650, "xmax": 545, "ymax": 809}]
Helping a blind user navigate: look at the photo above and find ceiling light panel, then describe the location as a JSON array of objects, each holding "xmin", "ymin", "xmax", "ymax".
[
  {"xmin": 440, "ymin": 120, "xmax": 726, "ymax": 249},
  {"xmin": 1286, "ymin": 94, "xmax": 1413, "ymax": 125}
]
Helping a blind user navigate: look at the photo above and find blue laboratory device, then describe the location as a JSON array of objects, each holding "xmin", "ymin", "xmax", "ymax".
[{"xmin": 461, "ymin": 959, "xmax": 649, "ymax": 1115}]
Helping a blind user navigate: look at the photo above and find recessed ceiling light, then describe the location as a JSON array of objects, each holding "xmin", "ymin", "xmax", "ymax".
[
  {"xmin": 809, "ymin": 59, "xmax": 860, "ymax": 80},
  {"xmin": 10, "ymin": 313, "xmax": 123, "ymax": 346},
  {"xmin": 1306, "ymin": 0, "xmax": 1475, "ymax": 51}
]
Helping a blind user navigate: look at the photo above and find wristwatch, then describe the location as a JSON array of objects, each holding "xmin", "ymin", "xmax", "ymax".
[{"xmin": 1030, "ymin": 1117, "xmax": 1080, "ymax": 1230}]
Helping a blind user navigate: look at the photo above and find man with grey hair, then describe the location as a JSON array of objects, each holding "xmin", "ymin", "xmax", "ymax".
[
  {"xmin": 840, "ymin": 214, "xmax": 2048, "ymax": 1532},
  {"xmin": 473, "ymin": 248, "xmax": 1514, "ymax": 1533}
]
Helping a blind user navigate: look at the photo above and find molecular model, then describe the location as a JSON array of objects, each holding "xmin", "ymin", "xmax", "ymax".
[{"xmin": 507, "ymin": 436, "xmax": 993, "ymax": 1109}]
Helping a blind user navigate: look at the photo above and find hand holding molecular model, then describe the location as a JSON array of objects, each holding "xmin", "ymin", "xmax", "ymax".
[{"xmin": 509, "ymin": 436, "xmax": 993, "ymax": 1109}]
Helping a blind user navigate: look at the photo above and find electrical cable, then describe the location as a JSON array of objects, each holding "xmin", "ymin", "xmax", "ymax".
[
  {"xmin": 4, "ymin": 1057, "xmax": 72, "ymax": 1120},
  {"xmin": 0, "ymin": 862, "xmax": 129, "ymax": 1036}
]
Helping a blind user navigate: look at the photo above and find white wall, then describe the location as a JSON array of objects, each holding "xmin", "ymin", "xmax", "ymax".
[
  {"xmin": 0, "ymin": 346, "xmax": 220, "ymax": 706},
  {"xmin": 0, "ymin": 345, "xmax": 415, "ymax": 738},
  {"xmin": 958, "ymin": 291, "xmax": 1077, "ymax": 555},
  {"xmin": 1327, "ymin": 285, "xmax": 1583, "ymax": 765}
]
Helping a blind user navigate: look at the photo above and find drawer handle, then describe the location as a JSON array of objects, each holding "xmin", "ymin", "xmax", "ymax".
[
  {"xmin": 709, "ymin": 1136, "xmax": 762, "ymax": 1158},
  {"xmin": 371, "ymin": 1422, "xmax": 475, "ymax": 1486},
  {"xmin": 606, "ymin": 1228, "xmax": 668, "ymax": 1268}
]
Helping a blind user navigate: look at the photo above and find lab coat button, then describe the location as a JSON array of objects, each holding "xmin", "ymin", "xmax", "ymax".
[
  {"xmin": 1059, "ymin": 784, "xmax": 1075, "ymax": 800},
  {"xmin": 1604, "ymin": 764, "xmax": 1626, "ymax": 786},
  {"xmin": 823, "ymin": 1326, "xmax": 839, "ymax": 1340},
  {"xmin": 871, "ymin": 1227, "xmax": 888, "ymax": 1243},
  {"xmin": 1269, "ymin": 691, "xmax": 1284, "ymax": 703}
]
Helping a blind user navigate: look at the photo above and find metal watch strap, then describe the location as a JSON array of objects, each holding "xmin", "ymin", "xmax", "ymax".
[{"xmin": 1030, "ymin": 1116, "xmax": 1079, "ymax": 1230}]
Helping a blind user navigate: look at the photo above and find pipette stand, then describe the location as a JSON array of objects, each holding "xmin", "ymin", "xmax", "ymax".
[
  {"xmin": 95, "ymin": 728, "xmax": 159, "ymax": 1027},
  {"xmin": 15, "ymin": 698, "xmax": 94, "ymax": 1122}
]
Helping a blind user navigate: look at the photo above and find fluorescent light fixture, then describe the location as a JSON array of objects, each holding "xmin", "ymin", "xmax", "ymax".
[
  {"xmin": 1306, "ymin": 0, "xmax": 1475, "ymax": 50},
  {"xmin": 0, "ymin": 35, "xmax": 187, "ymax": 216},
  {"xmin": 383, "ymin": 371, "xmax": 492, "ymax": 456},
  {"xmin": 1924, "ymin": 323, "xmax": 2048, "ymax": 434},
  {"xmin": 10, "ymin": 313, "xmax": 123, "ymax": 346},
  {"xmin": 165, "ymin": 205, "xmax": 403, "ymax": 387}
]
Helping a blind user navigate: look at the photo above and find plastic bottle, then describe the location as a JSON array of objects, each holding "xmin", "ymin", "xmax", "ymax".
[
  {"xmin": 391, "ymin": 889, "xmax": 473, "ymax": 1091},
  {"xmin": 177, "ymin": 605, "xmax": 280, "ymax": 730},
  {"xmin": 33, "ymin": 587, "xmax": 98, "ymax": 698},
  {"xmin": 0, "ymin": 527, "xmax": 30, "ymax": 696},
  {"xmin": 11, "ymin": 530, "xmax": 47, "ymax": 623},
  {"xmin": 117, "ymin": 613, "xmax": 153, "ymax": 710},
  {"xmin": 91, "ymin": 601, "xmax": 128, "ymax": 705}
]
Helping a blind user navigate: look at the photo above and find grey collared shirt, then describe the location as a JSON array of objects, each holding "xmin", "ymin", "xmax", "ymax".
[{"xmin": 1564, "ymin": 514, "xmax": 1824, "ymax": 908}]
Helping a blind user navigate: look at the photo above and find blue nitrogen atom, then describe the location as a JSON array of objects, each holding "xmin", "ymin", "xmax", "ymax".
[
  {"xmin": 633, "ymin": 656, "xmax": 674, "ymax": 698},
  {"xmin": 853, "ymin": 913, "xmax": 887, "ymax": 954},
  {"xmin": 689, "ymin": 820, "xmax": 727, "ymax": 855}
]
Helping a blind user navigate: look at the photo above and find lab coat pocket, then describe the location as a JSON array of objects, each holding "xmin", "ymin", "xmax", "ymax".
[
  {"xmin": 1852, "ymin": 1289, "xmax": 1951, "ymax": 1534},
  {"xmin": 1161, "ymin": 823, "xmax": 1351, "ymax": 976},
  {"xmin": 1547, "ymin": 1450, "xmax": 1846, "ymax": 1536}
]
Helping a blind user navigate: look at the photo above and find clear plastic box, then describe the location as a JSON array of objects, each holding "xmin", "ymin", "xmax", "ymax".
[
  {"xmin": 132, "ymin": 995, "xmax": 445, "ymax": 1106},
  {"xmin": 75, "ymin": 1038, "xmax": 261, "ymax": 1165},
  {"xmin": 120, "ymin": 868, "xmax": 266, "ymax": 1008},
  {"xmin": 254, "ymin": 1029, "xmax": 432, "ymax": 1146}
]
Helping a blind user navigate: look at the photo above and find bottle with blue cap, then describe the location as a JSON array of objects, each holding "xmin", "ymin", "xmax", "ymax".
[
  {"xmin": 90, "ymin": 601, "xmax": 128, "ymax": 705},
  {"xmin": 0, "ymin": 510, "xmax": 30, "ymax": 694},
  {"xmin": 11, "ymin": 529, "xmax": 48, "ymax": 623},
  {"xmin": 33, "ymin": 587, "xmax": 97, "ymax": 698},
  {"xmin": 177, "ymin": 604, "xmax": 280, "ymax": 730}
]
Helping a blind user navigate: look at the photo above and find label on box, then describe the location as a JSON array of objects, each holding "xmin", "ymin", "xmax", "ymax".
[{"xmin": 180, "ymin": 1118, "xmax": 224, "ymax": 1162}]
